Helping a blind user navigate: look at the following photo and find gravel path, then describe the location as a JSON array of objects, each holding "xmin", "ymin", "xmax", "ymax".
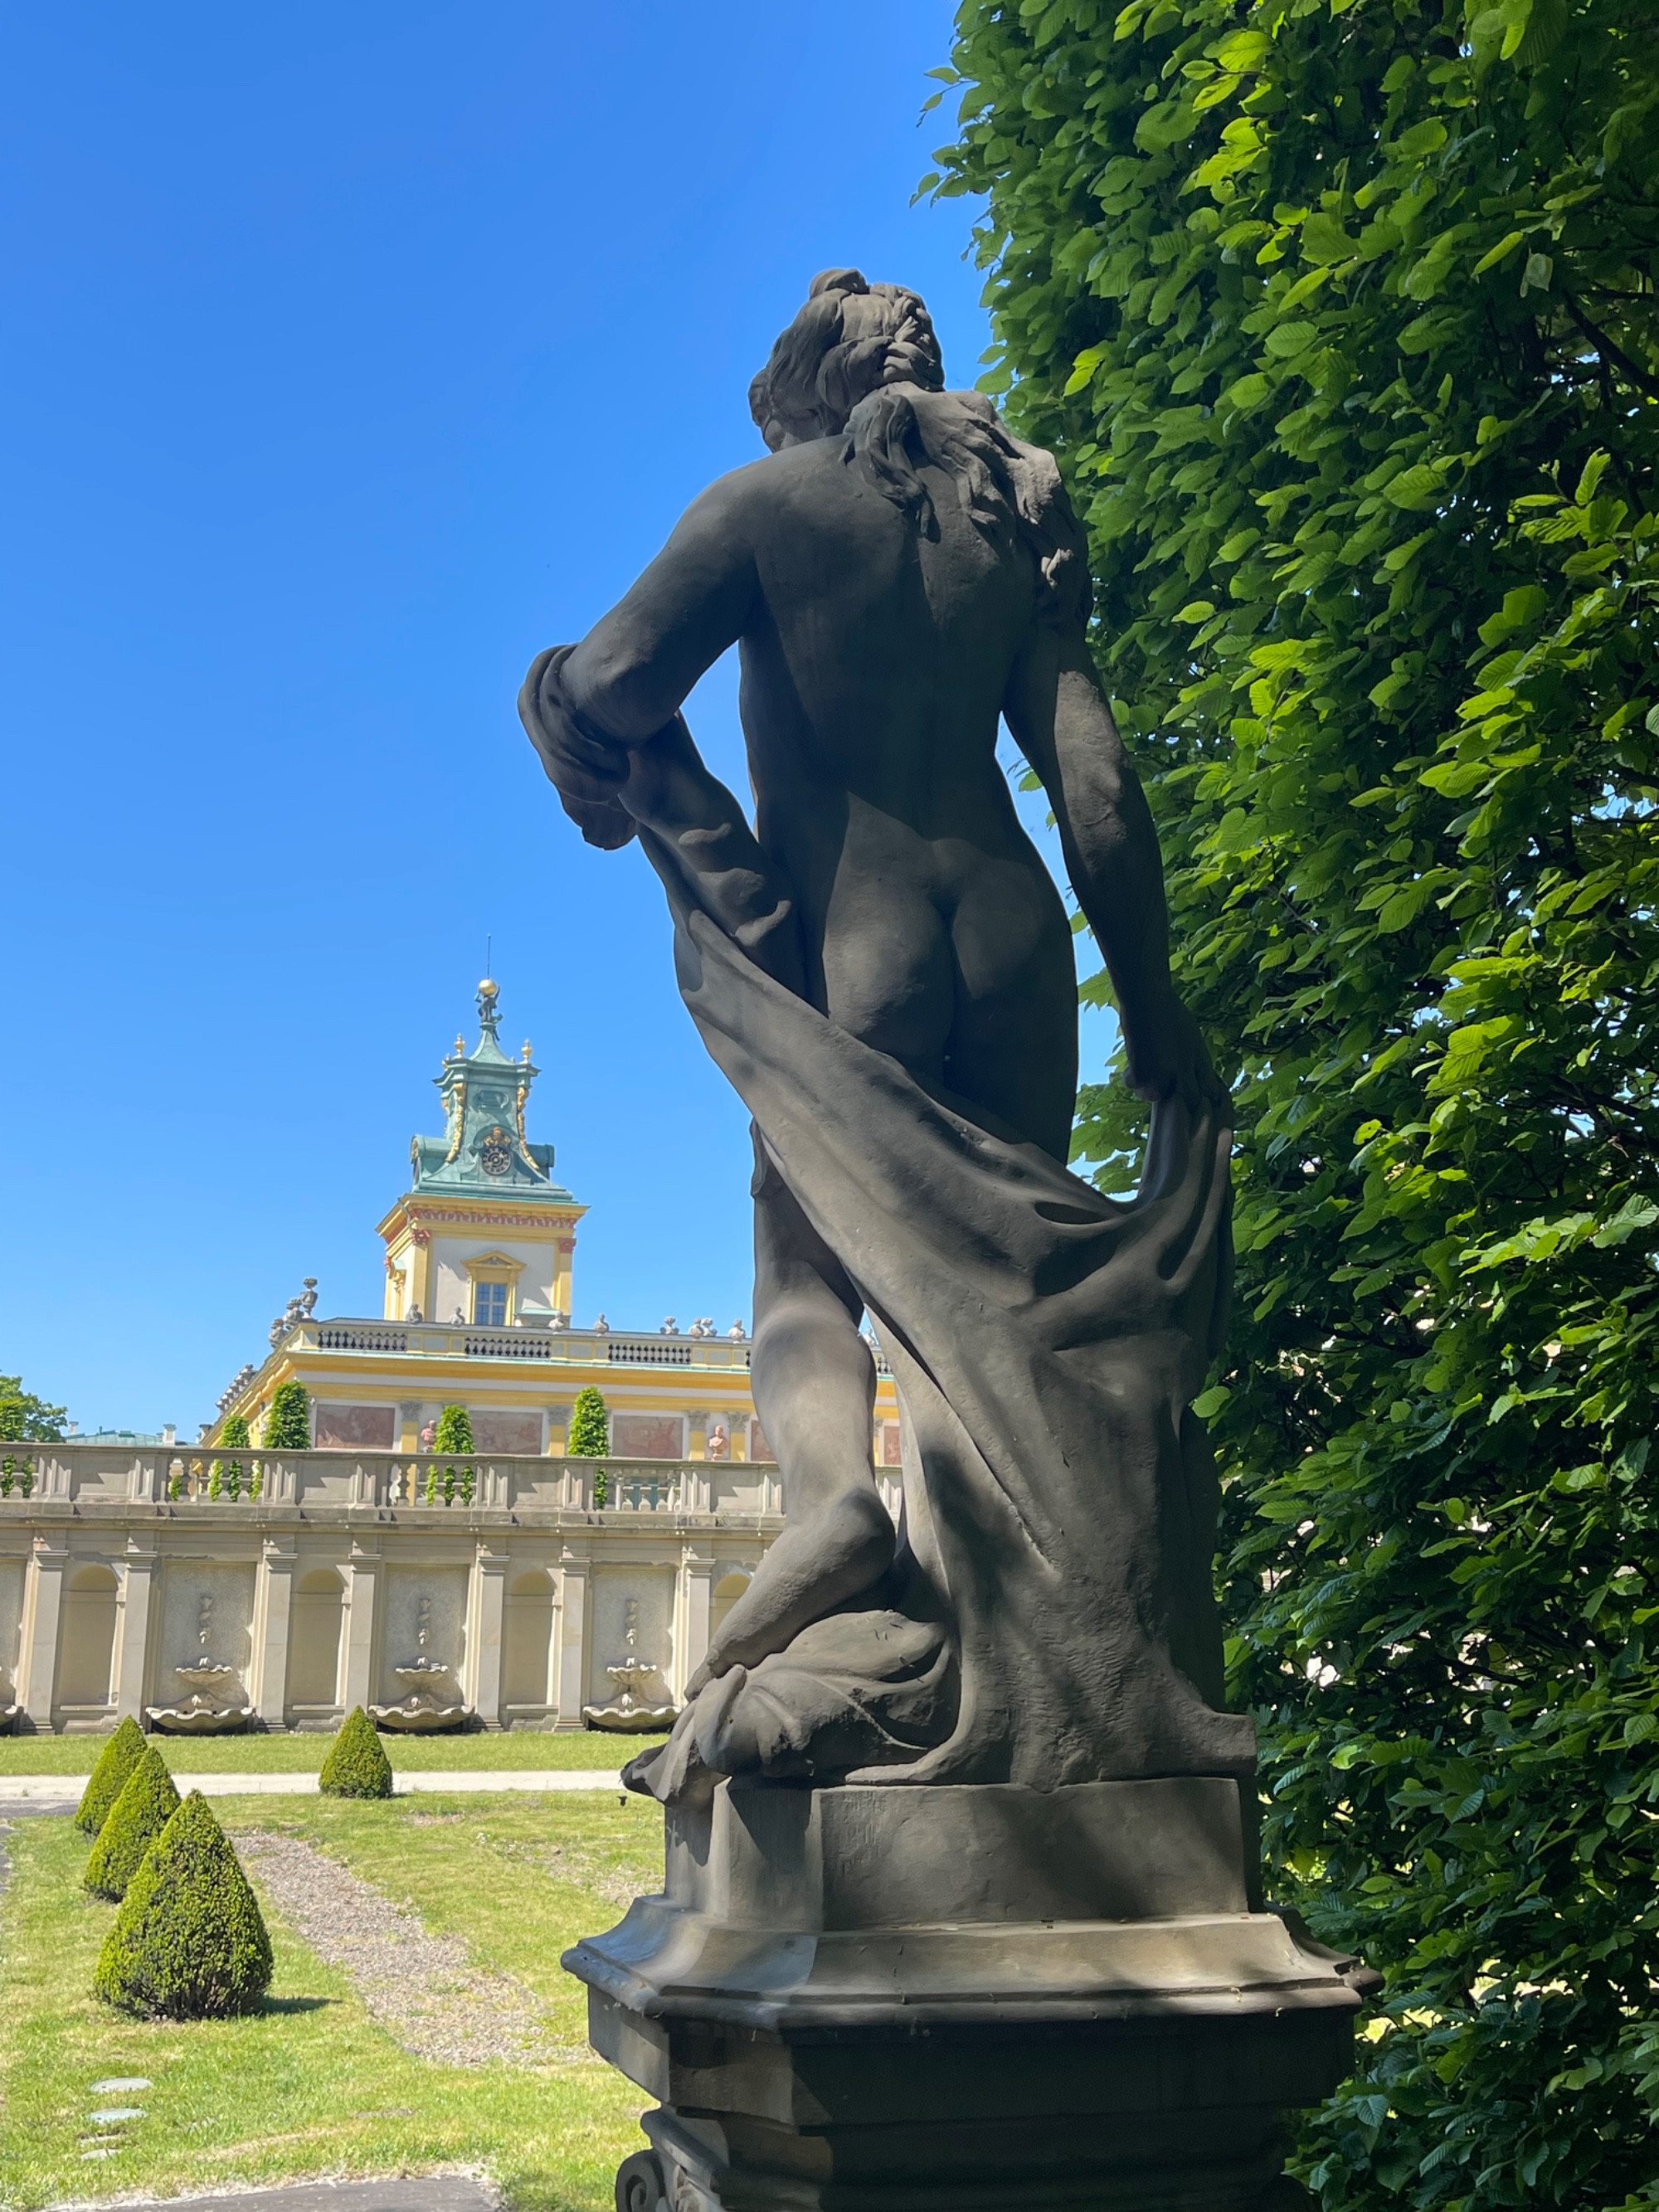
[{"xmin": 237, "ymin": 1833, "xmax": 573, "ymax": 2068}]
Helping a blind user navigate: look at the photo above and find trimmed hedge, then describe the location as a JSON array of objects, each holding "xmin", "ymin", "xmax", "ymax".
[
  {"xmin": 319, "ymin": 1705, "xmax": 392, "ymax": 1798},
  {"xmin": 567, "ymin": 1385, "xmax": 609, "ymax": 1456},
  {"xmin": 94, "ymin": 1791, "xmax": 272, "ymax": 2020},
  {"xmin": 74, "ymin": 1715, "xmax": 146, "ymax": 1836},
  {"xmin": 263, "ymin": 1379, "xmax": 310, "ymax": 1450},
  {"xmin": 85, "ymin": 1747, "xmax": 181, "ymax": 1900}
]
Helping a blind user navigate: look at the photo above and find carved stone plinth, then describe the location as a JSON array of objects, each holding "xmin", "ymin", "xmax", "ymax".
[{"xmin": 565, "ymin": 1779, "xmax": 1371, "ymax": 2212}]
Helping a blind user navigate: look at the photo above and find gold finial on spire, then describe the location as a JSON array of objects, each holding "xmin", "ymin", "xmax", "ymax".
[{"xmin": 521, "ymin": 1039, "xmax": 533, "ymax": 1060}]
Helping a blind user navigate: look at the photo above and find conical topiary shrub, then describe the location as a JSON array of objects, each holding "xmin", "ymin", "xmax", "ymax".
[
  {"xmin": 93, "ymin": 1792, "xmax": 272, "ymax": 2019},
  {"xmin": 319, "ymin": 1705, "xmax": 392, "ymax": 1798},
  {"xmin": 85, "ymin": 1746, "xmax": 181, "ymax": 1900},
  {"xmin": 75, "ymin": 1715, "xmax": 147, "ymax": 1836}
]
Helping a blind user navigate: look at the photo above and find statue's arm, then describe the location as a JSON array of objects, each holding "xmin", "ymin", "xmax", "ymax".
[
  {"xmin": 520, "ymin": 473, "xmax": 759, "ymax": 848},
  {"xmin": 1005, "ymin": 621, "xmax": 1220, "ymax": 1108},
  {"xmin": 563, "ymin": 475, "xmax": 759, "ymax": 739}
]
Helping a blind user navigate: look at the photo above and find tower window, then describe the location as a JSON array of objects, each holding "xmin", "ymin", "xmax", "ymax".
[{"xmin": 473, "ymin": 1281, "xmax": 508, "ymax": 1328}]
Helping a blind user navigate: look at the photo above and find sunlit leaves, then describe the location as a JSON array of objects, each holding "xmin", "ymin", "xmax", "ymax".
[{"xmin": 934, "ymin": 1, "xmax": 1659, "ymax": 2205}]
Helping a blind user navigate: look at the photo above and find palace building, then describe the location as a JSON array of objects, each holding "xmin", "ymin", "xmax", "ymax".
[{"xmin": 0, "ymin": 983, "xmax": 902, "ymax": 1734}]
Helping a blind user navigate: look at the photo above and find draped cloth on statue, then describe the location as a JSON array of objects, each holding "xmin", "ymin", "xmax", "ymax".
[{"xmin": 627, "ymin": 839, "xmax": 1256, "ymax": 1801}]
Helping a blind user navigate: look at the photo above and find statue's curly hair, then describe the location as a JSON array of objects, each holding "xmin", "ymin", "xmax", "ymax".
[
  {"xmin": 748, "ymin": 268, "xmax": 944, "ymax": 450},
  {"xmin": 750, "ymin": 268, "xmax": 1088, "ymax": 625}
]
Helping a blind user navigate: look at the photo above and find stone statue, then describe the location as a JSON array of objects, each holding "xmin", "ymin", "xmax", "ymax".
[
  {"xmin": 522, "ymin": 270, "xmax": 1368, "ymax": 2212},
  {"xmin": 705, "ymin": 1422, "xmax": 729, "ymax": 1461},
  {"xmin": 523, "ymin": 266, "xmax": 1243, "ymax": 1802}
]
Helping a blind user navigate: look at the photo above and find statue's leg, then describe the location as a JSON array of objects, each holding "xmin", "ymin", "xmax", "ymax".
[{"xmin": 688, "ymin": 1136, "xmax": 895, "ymax": 1688}]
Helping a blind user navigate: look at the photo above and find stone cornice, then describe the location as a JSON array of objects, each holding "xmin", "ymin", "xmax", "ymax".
[{"xmin": 377, "ymin": 1194, "xmax": 587, "ymax": 1242}]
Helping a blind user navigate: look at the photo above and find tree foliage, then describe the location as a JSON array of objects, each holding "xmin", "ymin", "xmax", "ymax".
[
  {"xmin": 94, "ymin": 1792, "xmax": 272, "ymax": 2020},
  {"xmin": 0, "ymin": 1372, "xmax": 67, "ymax": 1442},
  {"xmin": 262, "ymin": 1380, "xmax": 310, "ymax": 1451},
  {"xmin": 74, "ymin": 1716, "xmax": 147, "ymax": 1837},
  {"xmin": 85, "ymin": 1747, "xmax": 181, "ymax": 1901},
  {"xmin": 567, "ymin": 1386, "xmax": 610, "ymax": 1457},
  {"xmin": 319, "ymin": 1705, "xmax": 393, "ymax": 1798},
  {"xmin": 933, "ymin": 3, "xmax": 1659, "ymax": 2207},
  {"xmin": 434, "ymin": 1403, "xmax": 474, "ymax": 1452}
]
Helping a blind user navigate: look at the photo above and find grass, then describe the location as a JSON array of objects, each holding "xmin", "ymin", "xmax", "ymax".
[
  {"xmin": 0, "ymin": 1728, "xmax": 666, "ymax": 1776},
  {"xmin": 0, "ymin": 1789, "xmax": 666, "ymax": 2210}
]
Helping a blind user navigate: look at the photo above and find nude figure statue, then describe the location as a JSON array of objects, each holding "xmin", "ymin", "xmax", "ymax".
[{"xmin": 522, "ymin": 270, "xmax": 1248, "ymax": 1797}]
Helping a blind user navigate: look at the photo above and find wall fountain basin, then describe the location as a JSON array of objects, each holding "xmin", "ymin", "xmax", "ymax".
[
  {"xmin": 369, "ymin": 1660, "xmax": 470, "ymax": 1732},
  {"xmin": 147, "ymin": 1659, "xmax": 251, "ymax": 1734},
  {"xmin": 582, "ymin": 1658, "xmax": 678, "ymax": 1733}
]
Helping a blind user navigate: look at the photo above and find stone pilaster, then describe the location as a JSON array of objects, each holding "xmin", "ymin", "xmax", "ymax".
[
  {"xmin": 111, "ymin": 1540, "xmax": 157, "ymax": 1721},
  {"xmin": 556, "ymin": 1557, "xmax": 588, "ymax": 1727},
  {"xmin": 466, "ymin": 1543, "xmax": 508, "ymax": 1727},
  {"xmin": 17, "ymin": 1537, "xmax": 67, "ymax": 1728},
  {"xmin": 250, "ymin": 1540, "xmax": 296, "ymax": 1726},
  {"xmin": 673, "ymin": 1546, "xmax": 713, "ymax": 1699},
  {"xmin": 340, "ymin": 1547, "xmax": 380, "ymax": 1713}
]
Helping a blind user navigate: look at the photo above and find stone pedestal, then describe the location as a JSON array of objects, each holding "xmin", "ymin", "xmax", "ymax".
[{"xmin": 565, "ymin": 1779, "xmax": 1371, "ymax": 2212}]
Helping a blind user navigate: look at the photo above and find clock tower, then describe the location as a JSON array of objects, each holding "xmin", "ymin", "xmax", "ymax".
[{"xmin": 376, "ymin": 981, "xmax": 585, "ymax": 1328}]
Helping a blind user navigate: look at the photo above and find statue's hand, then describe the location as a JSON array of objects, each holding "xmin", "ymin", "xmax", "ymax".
[
  {"xmin": 1122, "ymin": 989, "xmax": 1224, "ymax": 1112},
  {"xmin": 518, "ymin": 646, "xmax": 638, "ymax": 850}
]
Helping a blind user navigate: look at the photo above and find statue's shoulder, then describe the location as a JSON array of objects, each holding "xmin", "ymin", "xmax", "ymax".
[{"xmin": 681, "ymin": 444, "xmax": 839, "ymax": 527}]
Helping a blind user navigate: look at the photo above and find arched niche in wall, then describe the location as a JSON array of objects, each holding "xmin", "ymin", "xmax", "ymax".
[
  {"xmin": 286, "ymin": 1566, "xmax": 346, "ymax": 1713},
  {"xmin": 56, "ymin": 1562, "xmax": 119, "ymax": 1713},
  {"xmin": 502, "ymin": 1567, "xmax": 557, "ymax": 1720}
]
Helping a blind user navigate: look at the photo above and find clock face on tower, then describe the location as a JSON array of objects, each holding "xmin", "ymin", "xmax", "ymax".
[{"xmin": 479, "ymin": 1127, "xmax": 513, "ymax": 1177}]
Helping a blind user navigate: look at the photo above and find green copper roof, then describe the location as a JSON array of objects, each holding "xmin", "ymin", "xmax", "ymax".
[{"xmin": 408, "ymin": 982, "xmax": 576, "ymax": 1204}]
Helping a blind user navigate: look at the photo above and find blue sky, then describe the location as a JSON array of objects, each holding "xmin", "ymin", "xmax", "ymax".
[{"xmin": 2, "ymin": 3, "xmax": 1108, "ymax": 1436}]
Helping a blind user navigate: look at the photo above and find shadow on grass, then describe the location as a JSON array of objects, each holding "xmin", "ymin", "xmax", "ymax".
[{"xmin": 260, "ymin": 1994, "xmax": 337, "ymax": 2015}]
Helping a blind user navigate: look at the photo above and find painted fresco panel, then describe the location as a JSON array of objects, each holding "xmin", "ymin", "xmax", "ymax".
[
  {"xmin": 612, "ymin": 1413, "xmax": 684, "ymax": 1460},
  {"xmin": 472, "ymin": 1410, "xmax": 542, "ymax": 1455},
  {"xmin": 314, "ymin": 1403, "xmax": 397, "ymax": 1450}
]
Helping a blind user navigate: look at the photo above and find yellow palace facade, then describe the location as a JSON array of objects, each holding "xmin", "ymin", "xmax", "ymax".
[
  {"xmin": 0, "ymin": 984, "xmax": 900, "ymax": 1734},
  {"xmin": 211, "ymin": 980, "xmax": 903, "ymax": 1474}
]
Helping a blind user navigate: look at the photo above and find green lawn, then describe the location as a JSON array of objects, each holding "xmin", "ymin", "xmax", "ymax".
[
  {"xmin": 0, "ymin": 1728, "xmax": 664, "ymax": 1776},
  {"xmin": 0, "ymin": 1789, "xmax": 664, "ymax": 2210}
]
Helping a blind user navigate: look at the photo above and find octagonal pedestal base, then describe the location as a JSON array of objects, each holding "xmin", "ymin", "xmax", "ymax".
[{"xmin": 566, "ymin": 1777, "xmax": 1372, "ymax": 2212}]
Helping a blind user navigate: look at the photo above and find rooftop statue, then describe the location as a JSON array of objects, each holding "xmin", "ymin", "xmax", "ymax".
[{"xmin": 522, "ymin": 268, "xmax": 1248, "ymax": 1802}]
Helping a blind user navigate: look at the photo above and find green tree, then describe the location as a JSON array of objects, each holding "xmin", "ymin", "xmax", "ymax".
[
  {"xmin": 933, "ymin": 5, "xmax": 1659, "ymax": 2207},
  {"xmin": 434, "ymin": 1403, "xmax": 474, "ymax": 1452},
  {"xmin": 0, "ymin": 1372, "xmax": 67, "ymax": 1442},
  {"xmin": 75, "ymin": 1716, "xmax": 147, "ymax": 1836},
  {"xmin": 85, "ymin": 1747, "xmax": 181, "ymax": 1900},
  {"xmin": 219, "ymin": 1412, "xmax": 249, "ymax": 1499},
  {"xmin": 435, "ymin": 1403, "xmax": 474, "ymax": 1505},
  {"xmin": 319, "ymin": 1705, "xmax": 393, "ymax": 1798},
  {"xmin": 94, "ymin": 1792, "xmax": 272, "ymax": 2019},
  {"xmin": 567, "ymin": 1386, "xmax": 609, "ymax": 1456},
  {"xmin": 262, "ymin": 1380, "xmax": 310, "ymax": 1450}
]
